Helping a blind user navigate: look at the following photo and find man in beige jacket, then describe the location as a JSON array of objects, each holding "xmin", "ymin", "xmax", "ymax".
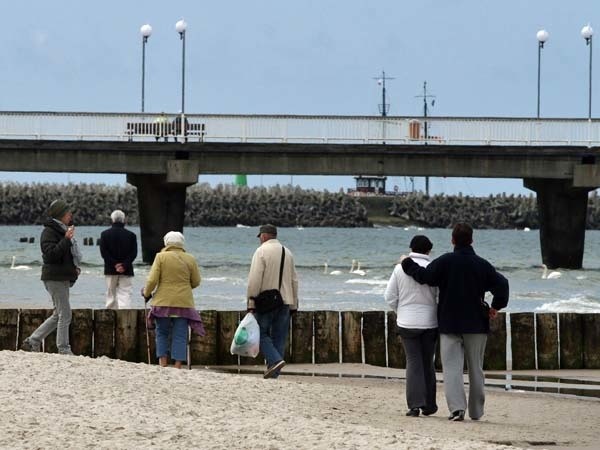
[{"xmin": 247, "ymin": 224, "xmax": 299, "ymax": 379}]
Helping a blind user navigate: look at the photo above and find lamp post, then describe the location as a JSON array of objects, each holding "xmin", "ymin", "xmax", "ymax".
[
  {"xmin": 175, "ymin": 20, "xmax": 187, "ymax": 126},
  {"xmin": 536, "ymin": 29, "xmax": 548, "ymax": 119},
  {"xmin": 581, "ymin": 24, "xmax": 594, "ymax": 120},
  {"xmin": 140, "ymin": 24, "xmax": 152, "ymax": 113}
]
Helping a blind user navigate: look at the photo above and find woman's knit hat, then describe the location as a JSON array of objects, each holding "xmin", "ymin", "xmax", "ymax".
[
  {"xmin": 47, "ymin": 199, "xmax": 71, "ymax": 219},
  {"xmin": 163, "ymin": 231, "xmax": 185, "ymax": 248}
]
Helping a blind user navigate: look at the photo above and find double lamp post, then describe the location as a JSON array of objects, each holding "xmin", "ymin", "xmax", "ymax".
[
  {"xmin": 536, "ymin": 24, "xmax": 594, "ymax": 120},
  {"xmin": 139, "ymin": 19, "xmax": 188, "ymax": 136}
]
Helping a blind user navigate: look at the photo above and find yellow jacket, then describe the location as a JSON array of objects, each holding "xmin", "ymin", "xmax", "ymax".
[{"xmin": 143, "ymin": 245, "xmax": 201, "ymax": 308}]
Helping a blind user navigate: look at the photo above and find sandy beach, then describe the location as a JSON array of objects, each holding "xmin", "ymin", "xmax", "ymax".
[{"xmin": 1, "ymin": 351, "xmax": 598, "ymax": 449}]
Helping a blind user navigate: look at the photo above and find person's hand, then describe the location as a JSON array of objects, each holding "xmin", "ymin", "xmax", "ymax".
[
  {"xmin": 115, "ymin": 263, "xmax": 125, "ymax": 273},
  {"xmin": 489, "ymin": 308, "xmax": 498, "ymax": 319},
  {"xmin": 141, "ymin": 287, "xmax": 152, "ymax": 303},
  {"xmin": 65, "ymin": 226, "xmax": 75, "ymax": 240},
  {"xmin": 398, "ymin": 254, "xmax": 408, "ymax": 263}
]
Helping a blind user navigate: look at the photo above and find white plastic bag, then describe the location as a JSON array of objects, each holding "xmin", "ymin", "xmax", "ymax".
[{"xmin": 230, "ymin": 312, "xmax": 260, "ymax": 357}]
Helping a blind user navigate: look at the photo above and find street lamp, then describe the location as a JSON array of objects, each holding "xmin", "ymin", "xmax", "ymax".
[
  {"xmin": 581, "ymin": 24, "xmax": 594, "ymax": 120},
  {"xmin": 175, "ymin": 19, "xmax": 187, "ymax": 118},
  {"xmin": 536, "ymin": 29, "xmax": 548, "ymax": 119},
  {"xmin": 140, "ymin": 24, "xmax": 152, "ymax": 113}
]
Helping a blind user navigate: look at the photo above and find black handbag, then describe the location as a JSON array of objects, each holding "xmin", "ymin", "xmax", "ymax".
[{"xmin": 253, "ymin": 248, "xmax": 285, "ymax": 314}]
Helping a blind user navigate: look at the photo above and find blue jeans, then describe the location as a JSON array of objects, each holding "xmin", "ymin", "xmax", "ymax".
[
  {"xmin": 155, "ymin": 317, "xmax": 189, "ymax": 362},
  {"xmin": 255, "ymin": 305, "xmax": 290, "ymax": 376}
]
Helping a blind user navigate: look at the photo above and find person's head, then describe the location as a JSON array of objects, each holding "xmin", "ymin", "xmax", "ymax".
[
  {"xmin": 163, "ymin": 231, "xmax": 185, "ymax": 248},
  {"xmin": 452, "ymin": 222, "xmax": 473, "ymax": 247},
  {"xmin": 257, "ymin": 224, "xmax": 277, "ymax": 244},
  {"xmin": 47, "ymin": 199, "xmax": 72, "ymax": 226},
  {"xmin": 409, "ymin": 235, "xmax": 433, "ymax": 254},
  {"xmin": 110, "ymin": 209, "xmax": 126, "ymax": 224}
]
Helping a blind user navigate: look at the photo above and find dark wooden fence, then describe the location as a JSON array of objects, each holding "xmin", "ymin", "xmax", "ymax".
[{"xmin": 1, "ymin": 309, "xmax": 599, "ymax": 370}]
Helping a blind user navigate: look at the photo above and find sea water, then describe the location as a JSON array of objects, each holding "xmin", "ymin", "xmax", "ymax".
[{"xmin": 1, "ymin": 225, "xmax": 599, "ymax": 313}]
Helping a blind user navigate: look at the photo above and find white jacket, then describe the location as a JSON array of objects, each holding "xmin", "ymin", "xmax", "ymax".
[
  {"xmin": 384, "ymin": 252, "xmax": 438, "ymax": 329},
  {"xmin": 247, "ymin": 239, "xmax": 299, "ymax": 310}
]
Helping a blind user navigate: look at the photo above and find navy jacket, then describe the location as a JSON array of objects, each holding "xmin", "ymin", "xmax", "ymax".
[
  {"xmin": 401, "ymin": 245, "xmax": 509, "ymax": 334},
  {"xmin": 99, "ymin": 223, "xmax": 138, "ymax": 276}
]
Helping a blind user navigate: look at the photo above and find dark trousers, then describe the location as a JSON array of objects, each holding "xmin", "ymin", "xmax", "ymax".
[{"xmin": 397, "ymin": 327, "xmax": 438, "ymax": 410}]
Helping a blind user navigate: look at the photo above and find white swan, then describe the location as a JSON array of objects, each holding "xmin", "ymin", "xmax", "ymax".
[
  {"xmin": 11, "ymin": 256, "xmax": 31, "ymax": 271},
  {"xmin": 542, "ymin": 264, "xmax": 561, "ymax": 280},
  {"xmin": 351, "ymin": 260, "xmax": 366, "ymax": 276},
  {"xmin": 323, "ymin": 262, "xmax": 342, "ymax": 275}
]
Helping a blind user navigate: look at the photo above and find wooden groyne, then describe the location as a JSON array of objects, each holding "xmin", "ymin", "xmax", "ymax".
[{"xmin": 1, "ymin": 309, "xmax": 599, "ymax": 370}]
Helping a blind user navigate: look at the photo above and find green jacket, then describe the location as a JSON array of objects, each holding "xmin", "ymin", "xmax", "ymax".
[
  {"xmin": 40, "ymin": 219, "xmax": 79, "ymax": 283},
  {"xmin": 144, "ymin": 245, "xmax": 201, "ymax": 308}
]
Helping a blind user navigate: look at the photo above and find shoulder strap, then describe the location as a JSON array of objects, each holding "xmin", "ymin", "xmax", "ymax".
[{"xmin": 278, "ymin": 247, "xmax": 285, "ymax": 289}]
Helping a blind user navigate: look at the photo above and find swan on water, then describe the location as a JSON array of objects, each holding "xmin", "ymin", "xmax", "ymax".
[
  {"xmin": 11, "ymin": 256, "xmax": 31, "ymax": 271},
  {"xmin": 351, "ymin": 260, "xmax": 366, "ymax": 276},
  {"xmin": 323, "ymin": 262, "xmax": 342, "ymax": 275},
  {"xmin": 542, "ymin": 264, "xmax": 561, "ymax": 280}
]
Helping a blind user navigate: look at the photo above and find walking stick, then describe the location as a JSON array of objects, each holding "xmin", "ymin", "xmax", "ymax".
[
  {"xmin": 187, "ymin": 325, "xmax": 192, "ymax": 370},
  {"xmin": 141, "ymin": 288, "xmax": 152, "ymax": 365}
]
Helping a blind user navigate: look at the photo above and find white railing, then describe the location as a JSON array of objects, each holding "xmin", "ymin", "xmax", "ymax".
[{"xmin": 0, "ymin": 111, "xmax": 598, "ymax": 146}]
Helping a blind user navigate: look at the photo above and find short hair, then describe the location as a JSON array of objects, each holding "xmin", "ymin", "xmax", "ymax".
[
  {"xmin": 452, "ymin": 222, "xmax": 473, "ymax": 247},
  {"xmin": 110, "ymin": 210, "xmax": 126, "ymax": 223},
  {"xmin": 409, "ymin": 235, "xmax": 433, "ymax": 254}
]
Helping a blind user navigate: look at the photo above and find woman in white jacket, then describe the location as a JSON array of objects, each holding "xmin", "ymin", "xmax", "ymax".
[{"xmin": 384, "ymin": 235, "xmax": 439, "ymax": 417}]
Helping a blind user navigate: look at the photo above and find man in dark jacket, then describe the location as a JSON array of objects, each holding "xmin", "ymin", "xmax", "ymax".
[
  {"xmin": 401, "ymin": 222, "xmax": 509, "ymax": 422},
  {"xmin": 99, "ymin": 210, "xmax": 138, "ymax": 309},
  {"xmin": 21, "ymin": 199, "xmax": 81, "ymax": 355}
]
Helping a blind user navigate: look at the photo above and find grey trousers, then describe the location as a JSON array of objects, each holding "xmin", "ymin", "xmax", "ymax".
[
  {"xmin": 398, "ymin": 327, "xmax": 438, "ymax": 411},
  {"xmin": 440, "ymin": 333, "xmax": 487, "ymax": 419},
  {"xmin": 30, "ymin": 280, "xmax": 72, "ymax": 354}
]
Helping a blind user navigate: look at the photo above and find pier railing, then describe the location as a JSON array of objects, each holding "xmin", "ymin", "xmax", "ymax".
[
  {"xmin": 1, "ymin": 309, "xmax": 599, "ymax": 370},
  {"xmin": 0, "ymin": 111, "xmax": 599, "ymax": 146}
]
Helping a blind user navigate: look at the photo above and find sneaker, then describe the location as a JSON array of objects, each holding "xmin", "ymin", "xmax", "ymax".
[
  {"xmin": 448, "ymin": 410, "xmax": 465, "ymax": 421},
  {"xmin": 20, "ymin": 338, "xmax": 41, "ymax": 353},
  {"xmin": 263, "ymin": 360, "xmax": 286, "ymax": 379},
  {"xmin": 405, "ymin": 408, "xmax": 420, "ymax": 417},
  {"xmin": 421, "ymin": 406, "xmax": 438, "ymax": 416}
]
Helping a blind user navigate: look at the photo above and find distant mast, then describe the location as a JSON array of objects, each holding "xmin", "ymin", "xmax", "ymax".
[{"xmin": 415, "ymin": 81, "xmax": 436, "ymax": 195}]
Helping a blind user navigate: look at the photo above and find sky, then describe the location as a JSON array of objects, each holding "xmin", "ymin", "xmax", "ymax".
[{"xmin": 0, "ymin": 0, "xmax": 598, "ymax": 196}]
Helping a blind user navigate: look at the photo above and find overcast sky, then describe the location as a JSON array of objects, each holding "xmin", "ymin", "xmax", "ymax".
[{"xmin": 0, "ymin": 0, "xmax": 598, "ymax": 195}]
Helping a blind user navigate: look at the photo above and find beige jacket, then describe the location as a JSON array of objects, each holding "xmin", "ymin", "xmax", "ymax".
[
  {"xmin": 247, "ymin": 239, "xmax": 299, "ymax": 310},
  {"xmin": 143, "ymin": 245, "xmax": 201, "ymax": 308}
]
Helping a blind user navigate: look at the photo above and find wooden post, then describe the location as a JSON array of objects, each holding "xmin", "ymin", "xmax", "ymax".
[
  {"xmin": 484, "ymin": 312, "xmax": 507, "ymax": 370},
  {"xmin": 362, "ymin": 311, "xmax": 386, "ymax": 367},
  {"xmin": 536, "ymin": 313, "xmax": 558, "ymax": 370},
  {"xmin": 386, "ymin": 312, "xmax": 406, "ymax": 369},
  {"xmin": 137, "ymin": 309, "xmax": 156, "ymax": 364},
  {"xmin": 314, "ymin": 311, "xmax": 339, "ymax": 364},
  {"xmin": 341, "ymin": 311, "xmax": 362, "ymax": 363},
  {"xmin": 583, "ymin": 314, "xmax": 600, "ymax": 369},
  {"xmin": 0, "ymin": 309, "xmax": 19, "ymax": 351},
  {"xmin": 18, "ymin": 309, "xmax": 53, "ymax": 352},
  {"xmin": 559, "ymin": 313, "xmax": 584, "ymax": 369},
  {"xmin": 93, "ymin": 309, "xmax": 116, "ymax": 358},
  {"xmin": 115, "ymin": 310, "xmax": 138, "ymax": 362},
  {"xmin": 291, "ymin": 311, "xmax": 313, "ymax": 364},
  {"xmin": 510, "ymin": 313, "xmax": 535, "ymax": 370},
  {"xmin": 190, "ymin": 310, "xmax": 217, "ymax": 366},
  {"xmin": 217, "ymin": 311, "xmax": 239, "ymax": 365},
  {"xmin": 70, "ymin": 309, "xmax": 93, "ymax": 357}
]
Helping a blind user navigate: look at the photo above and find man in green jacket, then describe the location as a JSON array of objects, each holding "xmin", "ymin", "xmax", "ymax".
[{"xmin": 21, "ymin": 199, "xmax": 81, "ymax": 355}]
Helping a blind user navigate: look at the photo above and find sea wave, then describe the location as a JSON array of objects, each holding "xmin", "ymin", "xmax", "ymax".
[
  {"xmin": 536, "ymin": 295, "xmax": 600, "ymax": 313},
  {"xmin": 345, "ymin": 279, "xmax": 388, "ymax": 286}
]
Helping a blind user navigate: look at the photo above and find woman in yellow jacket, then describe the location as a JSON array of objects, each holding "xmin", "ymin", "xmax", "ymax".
[{"xmin": 142, "ymin": 231, "xmax": 204, "ymax": 368}]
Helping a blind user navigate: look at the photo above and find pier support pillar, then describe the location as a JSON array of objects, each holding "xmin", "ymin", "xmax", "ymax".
[
  {"xmin": 524, "ymin": 178, "xmax": 592, "ymax": 269},
  {"xmin": 127, "ymin": 167, "xmax": 197, "ymax": 263}
]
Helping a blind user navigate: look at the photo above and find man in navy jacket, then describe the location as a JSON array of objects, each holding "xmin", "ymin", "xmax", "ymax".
[
  {"xmin": 401, "ymin": 222, "xmax": 509, "ymax": 422},
  {"xmin": 100, "ymin": 210, "xmax": 138, "ymax": 309}
]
